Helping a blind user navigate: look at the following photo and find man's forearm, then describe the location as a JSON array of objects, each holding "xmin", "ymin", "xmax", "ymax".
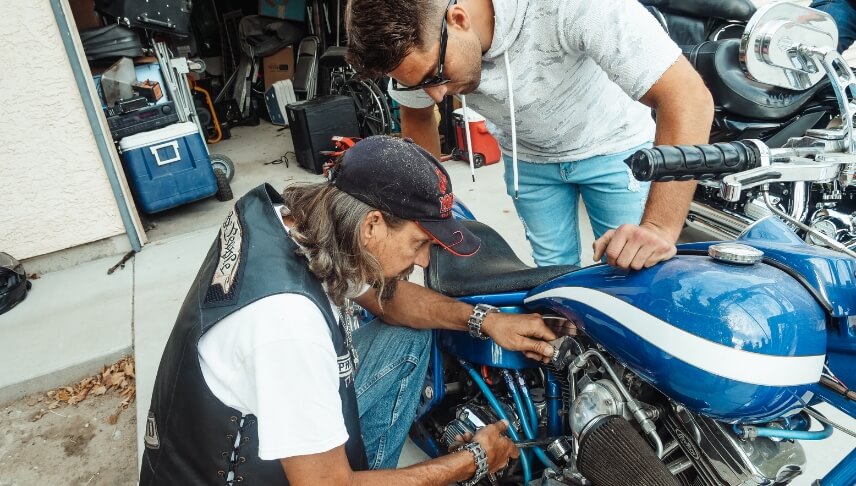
[
  {"xmin": 641, "ymin": 180, "xmax": 697, "ymax": 241},
  {"xmin": 640, "ymin": 61, "xmax": 713, "ymax": 241},
  {"xmin": 401, "ymin": 105, "xmax": 442, "ymax": 158},
  {"xmin": 355, "ymin": 281, "xmax": 472, "ymax": 331},
  {"xmin": 351, "ymin": 449, "xmax": 476, "ymax": 486}
]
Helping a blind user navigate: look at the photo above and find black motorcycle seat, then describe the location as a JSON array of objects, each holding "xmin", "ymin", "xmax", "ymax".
[
  {"xmin": 425, "ymin": 220, "xmax": 578, "ymax": 297},
  {"xmin": 320, "ymin": 46, "xmax": 350, "ymax": 69},
  {"xmin": 686, "ymin": 40, "xmax": 828, "ymax": 121},
  {"xmin": 640, "ymin": 0, "xmax": 755, "ymax": 21}
]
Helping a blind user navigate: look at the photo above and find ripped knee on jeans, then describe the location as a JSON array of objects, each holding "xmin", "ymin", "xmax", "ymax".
[{"xmin": 625, "ymin": 167, "xmax": 641, "ymax": 192}]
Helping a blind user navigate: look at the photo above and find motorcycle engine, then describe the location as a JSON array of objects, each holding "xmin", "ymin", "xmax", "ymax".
[
  {"xmin": 553, "ymin": 335, "xmax": 808, "ymax": 486},
  {"xmin": 430, "ymin": 330, "xmax": 808, "ymax": 486},
  {"xmin": 691, "ymin": 134, "xmax": 856, "ymax": 252}
]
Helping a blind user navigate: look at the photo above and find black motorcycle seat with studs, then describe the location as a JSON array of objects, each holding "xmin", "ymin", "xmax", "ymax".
[
  {"xmin": 425, "ymin": 220, "xmax": 578, "ymax": 297},
  {"xmin": 685, "ymin": 39, "xmax": 830, "ymax": 121}
]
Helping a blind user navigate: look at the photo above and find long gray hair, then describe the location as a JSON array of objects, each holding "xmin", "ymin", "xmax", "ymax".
[{"xmin": 282, "ymin": 183, "xmax": 407, "ymax": 307}]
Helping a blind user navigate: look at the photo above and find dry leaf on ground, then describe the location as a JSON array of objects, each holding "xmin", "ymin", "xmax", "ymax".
[{"xmin": 31, "ymin": 355, "xmax": 136, "ymax": 422}]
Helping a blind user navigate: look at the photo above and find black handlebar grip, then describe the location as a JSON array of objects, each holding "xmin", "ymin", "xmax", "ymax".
[{"xmin": 625, "ymin": 141, "xmax": 761, "ymax": 182}]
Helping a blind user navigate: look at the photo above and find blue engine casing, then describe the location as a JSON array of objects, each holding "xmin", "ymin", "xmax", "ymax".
[{"xmin": 525, "ymin": 255, "xmax": 827, "ymax": 423}]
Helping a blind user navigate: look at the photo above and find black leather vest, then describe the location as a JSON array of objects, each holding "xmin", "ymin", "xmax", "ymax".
[{"xmin": 139, "ymin": 184, "xmax": 367, "ymax": 485}]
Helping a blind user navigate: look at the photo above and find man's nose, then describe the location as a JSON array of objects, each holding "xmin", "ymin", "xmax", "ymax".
[
  {"xmin": 415, "ymin": 245, "xmax": 431, "ymax": 268},
  {"xmin": 423, "ymin": 85, "xmax": 448, "ymax": 103}
]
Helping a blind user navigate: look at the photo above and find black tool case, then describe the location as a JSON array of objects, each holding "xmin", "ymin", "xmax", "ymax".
[{"xmin": 286, "ymin": 96, "xmax": 360, "ymax": 174}]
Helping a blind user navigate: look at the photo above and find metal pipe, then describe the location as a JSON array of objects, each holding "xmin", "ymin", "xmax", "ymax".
[
  {"xmin": 459, "ymin": 360, "xmax": 532, "ymax": 483},
  {"xmin": 788, "ymin": 181, "xmax": 809, "ymax": 224},
  {"xmin": 804, "ymin": 406, "xmax": 856, "ymax": 439},
  {"xmin": 502, "ymin": 370, "xmax": 557, "ymax": 470},
  {"xmin": 762, "ymin": 189, "xmax": 856, "ymax": 258},
  {"xmin": 514, "ymin": 371, "xmax": 539, "ymax": 431},
  {"xmin": 686, "ymin": 201, "xmax": 751, "ymax": 240},
  {"xmin": 570, "ymin": 350, "xmax": 665, "ymax": 458},
  {"xmin": 545, "ymin": 371, "xmax": 563, "ymax": 437},
  {"xmin": 733, "ymin": 422, "xmax": 833, "ymax": 440}
]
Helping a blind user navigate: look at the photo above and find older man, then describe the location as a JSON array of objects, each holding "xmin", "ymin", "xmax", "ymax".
[{"xmin": 139, "ymin": 136, "xmax": 558, "ymax": 485}]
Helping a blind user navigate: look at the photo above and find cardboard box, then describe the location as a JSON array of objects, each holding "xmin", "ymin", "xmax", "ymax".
[
  {"xmin": 263, "ymin": 47, "xmax": 295, "ymax": 90},
  {"xmin": 259, "ymin": 0, "xmax": 307, "ymax": 22}
]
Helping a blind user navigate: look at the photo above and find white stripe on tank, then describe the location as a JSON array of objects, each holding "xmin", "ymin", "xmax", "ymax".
[{"xmin": 525, "ymin": 286, "xmax": 824, "ymax": 387}]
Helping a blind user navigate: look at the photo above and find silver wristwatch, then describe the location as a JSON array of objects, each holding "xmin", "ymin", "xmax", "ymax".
[
  {"xmin": 459, "ymin": 441, "xmax": 489, "ymax": 486},
  {"xmin": 467, "ymin": 304, "xmax": 498, "ymax": 340}
]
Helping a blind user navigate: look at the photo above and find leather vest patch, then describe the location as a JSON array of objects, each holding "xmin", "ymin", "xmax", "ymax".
[
  {"xmin": 144, "ymin": 412, "xmax": 160, "ymax": 450},
  {"xmin": 337, "ymin": 353, "xmax": 354, "ymax": 386},
  {"xmin": 212, "ymin": 209, "xmax": 243, "ymax": 295}
]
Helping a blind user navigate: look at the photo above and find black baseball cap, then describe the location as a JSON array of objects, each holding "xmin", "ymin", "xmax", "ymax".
[{"xmin": 331, "ymin": 136, "xmax": 481, "ymax": 256}]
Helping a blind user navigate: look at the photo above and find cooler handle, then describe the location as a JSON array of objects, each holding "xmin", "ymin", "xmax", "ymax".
[{"xmin": 150, "ymin": 140, "xmax": 181, "ymax": 166}]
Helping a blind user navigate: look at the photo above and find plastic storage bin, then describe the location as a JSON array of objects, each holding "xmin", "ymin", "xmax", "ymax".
[{"xmin": 119, "ymin": 122, "xmax": 216, "ymax": 213}]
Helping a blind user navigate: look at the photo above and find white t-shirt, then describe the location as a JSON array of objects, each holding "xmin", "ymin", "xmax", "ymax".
[
  {"xmin": 389, "ymin": 0, "xmax": 681, "ymax": 163},
  {"xmin": 198, "ymin": 207, "xmax": 356, "ymax": 461},
  {"xmin": 198, "ymin": 294, "xmax": 349, "ymax": 460}
]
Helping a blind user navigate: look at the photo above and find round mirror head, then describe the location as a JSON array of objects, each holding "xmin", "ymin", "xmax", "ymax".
[{"xmin": 740, "ymin": 3, "xmax": 838, "ymax": 90}]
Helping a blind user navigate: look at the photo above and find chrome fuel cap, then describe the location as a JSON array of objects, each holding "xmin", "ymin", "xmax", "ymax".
[{"xmin": 708, "ymin": 243, "xmax": 764, "ymax": 265}]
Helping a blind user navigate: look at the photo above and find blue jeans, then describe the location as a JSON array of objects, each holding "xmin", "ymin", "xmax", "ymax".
[
  {"xmin": 811, "ymin": 0, "xmax": 856, "ymax": 53},
  {"xmin": 503, "ymin": 145, "xmax": 652, "ymax": 267},
  {"xmin": 353, "ymin": 319, "xmax": 431, "ymax": 470}
]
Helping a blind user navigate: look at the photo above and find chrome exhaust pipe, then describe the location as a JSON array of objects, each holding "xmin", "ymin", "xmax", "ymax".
[{"xmin": 686, "ymin": 201, "xmax": 754, "ymax": 241}]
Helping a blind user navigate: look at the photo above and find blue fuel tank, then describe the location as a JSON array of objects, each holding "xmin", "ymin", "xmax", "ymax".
[{"xmin": 525, "ymin": 254, "xmax": 827, "ymax": 423}]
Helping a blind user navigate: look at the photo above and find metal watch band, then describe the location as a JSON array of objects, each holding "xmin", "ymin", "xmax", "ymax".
[
  {"xmin": 467, "ymin": 304, "xmax": 498, "ymax": 340},
  {"xmin": 459, "ymin": 441, "xmax": 489, "ymax": 486}
]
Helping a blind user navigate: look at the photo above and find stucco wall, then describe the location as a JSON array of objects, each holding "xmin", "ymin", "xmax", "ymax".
[{"xmin": 0, "ymin": 2, "xmax": 127, "ymax": 260}]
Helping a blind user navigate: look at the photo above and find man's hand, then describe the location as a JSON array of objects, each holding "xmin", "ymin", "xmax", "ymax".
[
  {"xmin": 593, "ymin": 222, "xmax": 677, "ymax": 270},
  {"xmin": 472, "ymin": 421, "xmax": 519, "ymax": 474},
  {"xmin": 481, "ymin": 313, "xmax": 557, "ymax": 362}
]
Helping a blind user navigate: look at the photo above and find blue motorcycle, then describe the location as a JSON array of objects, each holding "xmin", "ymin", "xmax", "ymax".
[
  {"xmin": 405, "ymin": 4, "xmax": 856, "ymax": 485},
  {"xmin": 409, "ymin": 206, "xmax": 855, "ymax": 485}
]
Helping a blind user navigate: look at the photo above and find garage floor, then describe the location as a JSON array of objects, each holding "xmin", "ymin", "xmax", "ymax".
[{"xmin": 141, "ymin": 121, "xmax": 324, "ymax": 244}]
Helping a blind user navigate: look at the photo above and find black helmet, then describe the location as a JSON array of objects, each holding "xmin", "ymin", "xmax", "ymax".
[{"xmin": 0, "ymin": 252, "xmax": 31, "ymax": 316}]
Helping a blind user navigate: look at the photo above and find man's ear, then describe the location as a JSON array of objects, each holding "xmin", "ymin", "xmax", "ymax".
[
  {"xmin": 361, "ymin": 210, "xmax": 386, "ymax": 244},
  {"xmin": 447, "ymin": 4, "xmax": 471, "ymax": 31}
]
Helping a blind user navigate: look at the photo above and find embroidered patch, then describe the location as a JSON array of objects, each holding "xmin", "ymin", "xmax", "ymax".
[
  {"xmin": 337, "ymin": 353, "xmax": 354, "ymax": 386},
  {"xmin": 211, "ymin": 209, "xmax": 243, "ymax": 295},
  {"xmin": 144, "ymin": 412, "xmax": 160, "ymax": 449}
]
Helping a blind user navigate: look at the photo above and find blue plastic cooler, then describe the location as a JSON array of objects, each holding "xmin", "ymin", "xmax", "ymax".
[{"xmin": 118, "ymin": 122, "xmax": 216, "ymax": 213}]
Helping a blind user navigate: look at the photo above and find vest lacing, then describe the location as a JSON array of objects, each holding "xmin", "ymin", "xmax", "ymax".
[{"xmin": 218, "ymin": 415, "xmax": 255, "ymax": 484}]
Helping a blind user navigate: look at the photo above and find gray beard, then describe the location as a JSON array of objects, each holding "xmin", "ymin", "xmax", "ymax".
[{"xmin": 376, "ymin": 265, "xmax": 414, "ymax": 302}]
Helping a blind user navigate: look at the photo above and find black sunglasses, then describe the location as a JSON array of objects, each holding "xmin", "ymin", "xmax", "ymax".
[{"xmin": 392, "ymin": 0, "xmax": 457, "ymax": 91}]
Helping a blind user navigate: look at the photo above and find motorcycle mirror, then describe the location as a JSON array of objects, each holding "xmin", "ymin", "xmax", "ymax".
[{"xmin": 740, "ymin": 3, "xmax": 837, "ymax": 91}]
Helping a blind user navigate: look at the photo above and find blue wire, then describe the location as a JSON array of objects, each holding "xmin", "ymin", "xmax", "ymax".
[
  {"xmin": 500, "ymin": 370, "xmax": 535, "ymax": 468},
  {"xmin": 502, "ymin": 370, "xmax": 557, "ymax": 470},
  {"xmin": 513, "ymin": 370, "xmax": 540, "ymax": 432},
  {"xmin": 459, "ymin": 360, "xmax": 532, "ymax": 483},
  {"xmin": 733, "ymin": 421, "xmax": 833, "ymax": 440}
]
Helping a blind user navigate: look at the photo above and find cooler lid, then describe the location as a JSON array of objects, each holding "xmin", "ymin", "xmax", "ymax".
[
  {"xmin": 119, "ymin": 122, "xmax": 200, "ymax": 152},
  {"xmin": 452, "ymin": 108, "xmax": 486, "ymax": 122}
]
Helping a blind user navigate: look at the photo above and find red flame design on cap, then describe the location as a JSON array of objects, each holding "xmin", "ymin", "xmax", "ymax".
[
  {"xmin": 439, "ymin": 193, "xmax": 454, "ymax": 218},
  {"xmin": 435, "ymin": 168, "xmax": 448, "ymax": 194}
]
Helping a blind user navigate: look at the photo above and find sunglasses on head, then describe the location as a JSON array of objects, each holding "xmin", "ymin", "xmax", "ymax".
[{"xmin": 391, "ymin": 0, "xmax": 457, "ymax": 92}]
